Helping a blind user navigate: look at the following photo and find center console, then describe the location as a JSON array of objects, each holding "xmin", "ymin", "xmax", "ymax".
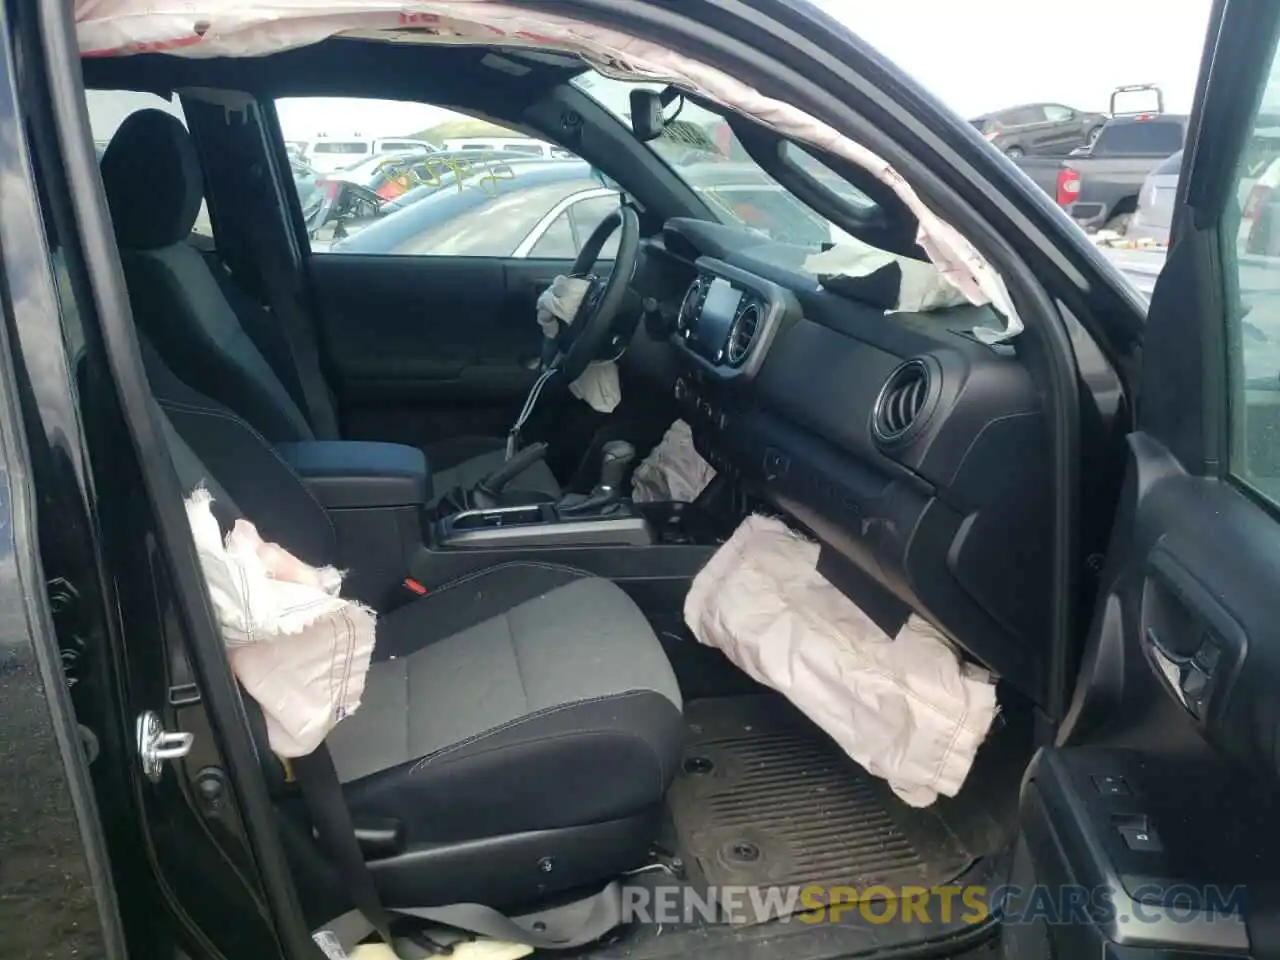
[{"xmin": 277, "ymin": 437, "xmax": 727, "ymax": 612}]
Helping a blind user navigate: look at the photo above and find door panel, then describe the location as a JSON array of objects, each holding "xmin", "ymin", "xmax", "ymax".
[
  {"xmin": 310, "ymin": 253, "xmax": 573, "ymax": 446},
  {"xmin": 1003, "ymin": 3, "xmax": 1280, "ymax": 956}
]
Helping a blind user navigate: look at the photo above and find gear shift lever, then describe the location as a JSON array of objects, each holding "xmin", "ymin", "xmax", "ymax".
[
  {"xmin": 559, "ymin": 440, "xmax": 636, "ymax": 516},
  {"xmin": 598, "ymin": 440, "xmax": 636, "ymax": 498}
]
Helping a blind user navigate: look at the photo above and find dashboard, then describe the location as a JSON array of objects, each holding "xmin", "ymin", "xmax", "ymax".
[{"xmin": 633, "ymin": 217, "xmax": 1055, "ymax": 708}]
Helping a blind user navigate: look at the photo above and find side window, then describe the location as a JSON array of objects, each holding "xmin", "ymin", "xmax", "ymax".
[
  {"xmin": 84, "ymin": 90, "xmax": 214, "ymax": 242},
  {"xmin": 1007, "ymin": 106, "xmax": 1046, "ymax": 125},
  {"xmin": 1227, "ymin": 46, "xmax": 1280, "ymax": 500},
  {"xmin": 570, "ymin": 195, "xmax": 622, "ymax": 259},
  {"xmin": 527, "ymin": 211, "xmax": 577, "ymax": 259},
  {"xmin": 1043, "ymin": 104, "xmax": 1074, "ymax": 123},
  {"xmin": 275, "ymin": 97, "xmax": 583, "ymax": 252}
]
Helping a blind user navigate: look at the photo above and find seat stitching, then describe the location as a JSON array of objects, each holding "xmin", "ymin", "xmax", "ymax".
[
  {"xmin": 409, "ymin": 728, "xmax": 667, "ymax": 803},
  {"xmin": 505, "ymin": 611, "xmax": 530, "ymax": 715},
  {"xmin": 158, "ymin": 397, "xmax": 338, "ymax": 544},
  {"xmin": 423, "ymin": 560, "xmax": 596, "ymax": 597},
  {"xmin": 409, "ymin": 689, "xmax": 667, "ymax": 775}
]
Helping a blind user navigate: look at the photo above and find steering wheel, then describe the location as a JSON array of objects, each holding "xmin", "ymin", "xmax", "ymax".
[{"xmin": 548, "ymin": 205, "xmax": 641, "ymax": 383}]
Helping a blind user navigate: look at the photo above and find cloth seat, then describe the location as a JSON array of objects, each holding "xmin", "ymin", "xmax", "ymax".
[
  {"xmin": 329, "ymin": 563, "xmax": 683, "ymax": 845},
  {"xmin": 149, "ymin": 348, "xmax": 683, "ymax": 909},
  {"xmin": 99, "ymin": 107, "xmax": 560, "ymax": 504}
]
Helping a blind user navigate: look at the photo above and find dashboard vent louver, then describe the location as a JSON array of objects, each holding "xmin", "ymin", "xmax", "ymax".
[
  {"xmin": 873, "ymin": 359, "xmax": 933, "ymax": 443},
  {"xmin": 677, "ymin": 277, "xmax": 707, "ymax": 338},
  {"xmin": 725, "ymin": 301, "xmax": 762, "ymax": 366}
]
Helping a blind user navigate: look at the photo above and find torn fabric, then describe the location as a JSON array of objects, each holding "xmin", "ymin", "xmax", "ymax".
[
  {"xmin": 72, "ymin": 0, "xmax": 1021, "ymax": 338},
  {"xmin": 631, "ymin": 419, "xmax": 715, "ymax": 503},
  {"xmin": 185, "ymin": 489, "xmax": 376, "ymax": 758},
  {"xmin": 536, "ymin": 274, "xmax": 621, "ymax": 413},
  {"xmin": 684, "ymin": 514, "xmax": 998, "ymax": 807}
]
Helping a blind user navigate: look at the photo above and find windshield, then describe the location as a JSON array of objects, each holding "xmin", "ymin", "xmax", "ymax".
[{"xmin": 572, "ymin": 72, "xmax": 876, "ymax": 248}]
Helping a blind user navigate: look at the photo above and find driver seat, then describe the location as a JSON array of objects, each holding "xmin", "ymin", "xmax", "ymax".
[{"xmin": 99, "ymin": 108, "xmax": 560, "ymax": 502}]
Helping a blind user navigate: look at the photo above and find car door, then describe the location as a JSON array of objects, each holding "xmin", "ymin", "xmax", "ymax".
[
  {"xmin": 1039, "ymin": 104, "xmax": 1081, "ymax": 154},
  {"xmin": 277, "ymin": 97, "xmax": 619, "ymax": 450},
  {"xmin": 998, "ymin": 5, "xmax": 1280, "ymax": 957}
]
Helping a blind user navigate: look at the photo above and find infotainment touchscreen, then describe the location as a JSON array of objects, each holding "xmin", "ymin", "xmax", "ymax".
[{"xmin": 696, "ymin": 278, "xmax": 743, "ymax": 360}]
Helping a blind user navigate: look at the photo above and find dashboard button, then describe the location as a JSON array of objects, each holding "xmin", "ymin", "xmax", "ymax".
[
  {"xmin": 1091, "ymin": 775, "xmax": 1130, "ymax": 797},
  {"xmin": 1119, "ymin": 826, "xmax": 1163, "ymax": 853}
]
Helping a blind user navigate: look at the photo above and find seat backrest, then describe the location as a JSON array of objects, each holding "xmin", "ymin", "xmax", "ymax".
[
  {"xmin": 101, "ymin": 109, "xmax": 316, "ymax": 443},
  {"xmin": 142, "ymin": 335, "xmax": 338, "ymax": 569}
]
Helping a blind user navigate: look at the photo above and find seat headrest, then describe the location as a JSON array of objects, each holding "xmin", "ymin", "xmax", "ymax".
[{"xmin": 101, "ymin": 109, "xmax": 204, "ymax": 250}]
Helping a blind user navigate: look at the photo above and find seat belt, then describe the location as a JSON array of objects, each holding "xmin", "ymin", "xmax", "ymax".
[
  {"xmin": 247, "ymin": 231, "xmax": 343, "ymax": 441},
  {"xmin": 291, "ymin": 747, "xmax": 404, "ymax": 955},
  {"xmin": 293, "ymin": 744, "xmax": 626, "ymax": 956}
]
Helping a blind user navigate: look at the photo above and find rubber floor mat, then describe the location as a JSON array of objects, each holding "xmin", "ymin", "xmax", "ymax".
[{"xmin": 668, "ymin": 696, "xmax": 975, "ymax": 913}]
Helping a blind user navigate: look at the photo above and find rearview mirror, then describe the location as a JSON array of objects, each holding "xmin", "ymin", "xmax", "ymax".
[{"xmin": 630, "ymin": 89, "xmax": 667, "ymax": 141}]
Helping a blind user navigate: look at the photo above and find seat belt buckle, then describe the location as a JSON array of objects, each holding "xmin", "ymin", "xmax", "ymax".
[{"xmin": 403, "ymin": 578, "xmax": 429, "ymax": 597}]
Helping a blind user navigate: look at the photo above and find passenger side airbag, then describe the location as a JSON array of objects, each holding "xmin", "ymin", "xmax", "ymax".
[{"xmin": 684, "ymin": 514, "xmax": 998, "ymax": 807}]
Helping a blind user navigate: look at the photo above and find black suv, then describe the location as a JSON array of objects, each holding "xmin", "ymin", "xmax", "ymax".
[{"xmin": 971, "ymin": 102, "xmax": 1108, "ymax": 157}]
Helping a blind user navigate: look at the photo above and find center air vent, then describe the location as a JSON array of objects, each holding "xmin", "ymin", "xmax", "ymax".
[
  {"xmin": 872, "ymin": 358, "xmax": 936, "ymax": 444},
  {"xmin": 725, "ymin": 301, "xmax": 762, "ymax": 366},
  {"xmin": 677, "ymin": 277, "xmax": 708, "ymax": 339}
]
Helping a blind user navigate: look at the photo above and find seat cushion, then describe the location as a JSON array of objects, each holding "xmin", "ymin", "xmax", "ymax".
[
  {"xmin": 326, "ymin": 564, "xmax": 682, "ymax": 845},
  {"xmin": 427, "ymin": 436, "xmax": 561, "ymax": 501}
]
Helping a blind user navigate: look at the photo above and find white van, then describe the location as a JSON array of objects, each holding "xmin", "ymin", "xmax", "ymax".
[
  {"xmin": 441, "ymin": 136, "xmax": 573, "ymax": 159},
  {"xmin": 305, "ymin": 136, "xmax": 434, "ymax": 173}
]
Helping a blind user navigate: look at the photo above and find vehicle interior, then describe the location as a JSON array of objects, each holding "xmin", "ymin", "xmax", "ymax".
[
  {"xmin": 65, "ymin": 40, "xmax": 1045, "ymax": 955},
  {"xmin": 18, "ymin": 3, "xmax": 1280, "ymax": 959}
]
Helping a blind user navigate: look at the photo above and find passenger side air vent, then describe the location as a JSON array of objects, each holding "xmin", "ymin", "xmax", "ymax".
[
  {"xmin": 872, "ymin": 359, "xmax": 936, "ymax": 444},
  {"xmin": 725, "ymin": 301, "xmax": 762, "ymax": 366}
]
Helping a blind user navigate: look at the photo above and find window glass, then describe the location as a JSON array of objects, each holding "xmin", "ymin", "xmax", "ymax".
[
  {"xmin": 84, "ymin": 90, "xmax": 213, "ymax": 241},
  {"xmin": 276, "ymin": 97, "xmax": 585, "ymax": 253},
  {"xmin": 1094, "ymin": 120, "xmax": 1185, "ymax": 156},
  {"xmin": 570, "ymin": 195, "xmax": 622, "ymax": 259},
  {"xmin": 1155, "ymin": 150, "xmax": 1185, "ymax": 176},
  {"xmin": 1005, "ymin": 106, "xmax": 1045, "ymax": 125},
  {"xmin": 527, "ymin": 211, "xmax": 577, "ymax": 259},
  {"xmin": 312, "ymin": 141, "xmax": 369, "ymax": 154},
  {"xmin": 1043, "ymin": 105, "xmax": 1074, "ymax": 123},
  {"xmin": 1226, "ymin": 43, "xmax": 1280, "ymax": 504},
  {"xmin": 572, "ymin": 73, "xmax": 882, "ymax": 249}
]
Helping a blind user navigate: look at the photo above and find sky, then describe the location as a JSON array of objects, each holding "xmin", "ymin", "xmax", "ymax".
[
  {"xmin": 810, "ymin": 0, "xmax": 1213, "ymax": 118},
  {"xmin": 95, "ymin": 0, "xmax": 1217, "ymax": 142}
]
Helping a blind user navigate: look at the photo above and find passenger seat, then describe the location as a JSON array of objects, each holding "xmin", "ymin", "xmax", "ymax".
[
  {"xmin": 147, "ymin": 339, "xmax": 683, "ymax": 909},
  {"xmin": 99, "ymin": 108, "xmax": 560, "ymax": 503}
]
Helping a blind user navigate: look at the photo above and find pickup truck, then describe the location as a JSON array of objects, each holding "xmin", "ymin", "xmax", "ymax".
[{"xmin": 1014, "ymin": 113, "xmax": 1188, "ymax": 231}]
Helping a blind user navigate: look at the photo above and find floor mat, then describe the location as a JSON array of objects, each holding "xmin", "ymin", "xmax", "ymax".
[{"xmin": 668, "ymin": 696, "xmax": 976, "ymax": 913}]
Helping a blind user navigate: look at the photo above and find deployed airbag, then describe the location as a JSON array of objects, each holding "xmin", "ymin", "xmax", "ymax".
[
  {"xmin": 684, "ymin": 514, "xmax": 998, "ymax": 807},
  {"xmin": 536, "ymin": 275, "xmax": 621, "ymax": 413},
  {"xmin": 186, "ymin": 489, "xmax": 376, "ymax": 757},
  {"xmin": 72, "ymin": 0, "xmax": 1020, "ymax": 337},
  {"xmin": 631, "ymin": 419, "xmax": 715, "ymax": 503}
]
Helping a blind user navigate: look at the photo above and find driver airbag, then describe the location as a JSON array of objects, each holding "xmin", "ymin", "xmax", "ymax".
[
  {"xmin": 684, "ymin": 514, "xmax": 999, "ymax": 807},
  {"xmin": 536, "ymin": 275, "xmax": 621, "ymax": 413}
]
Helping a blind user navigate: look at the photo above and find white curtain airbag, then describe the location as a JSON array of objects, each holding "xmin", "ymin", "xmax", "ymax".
[
  {"xmin": 684, "ymin": 514, "xmax": 998, "ymax": 807},
  {"xmin": 72, "ymin": 0, "xmax": 1020, "ymax": 338}
]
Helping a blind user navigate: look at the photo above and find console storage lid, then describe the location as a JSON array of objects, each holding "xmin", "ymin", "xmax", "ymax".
[{"xmin": 279, "ymin": 441, "xmax": 430, "ymax": 509}]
